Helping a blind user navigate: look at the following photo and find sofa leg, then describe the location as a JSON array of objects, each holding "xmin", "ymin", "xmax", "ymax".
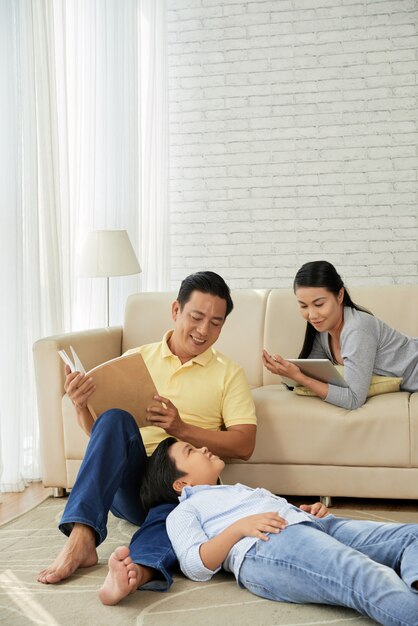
[
  {"xmin": 52, "ymin": 487, "xmax": 67, "ymax": 498},
  {"xmin": 320, "ymin": 496, "xmax": 333, "ymax": 508}
]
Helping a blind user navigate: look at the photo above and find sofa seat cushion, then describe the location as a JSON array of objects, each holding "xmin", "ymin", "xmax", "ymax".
[{"xmin": 250, "ymin": 385, "xmax": 411, "ymax": 467}]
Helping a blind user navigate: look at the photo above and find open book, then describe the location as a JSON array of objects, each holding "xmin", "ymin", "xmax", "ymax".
[{"xmin": 59, "ymin": 346, "xmax": 158, "ymax": 428}]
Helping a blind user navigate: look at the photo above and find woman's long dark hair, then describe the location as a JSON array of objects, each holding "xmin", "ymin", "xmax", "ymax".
[
  {"xmin": 140, "ymin": 437, "xmax": 186, "ymax": 512},
  {"xmin": 294, "ymin": 260, "xmax": 372, "ymax": 358}
]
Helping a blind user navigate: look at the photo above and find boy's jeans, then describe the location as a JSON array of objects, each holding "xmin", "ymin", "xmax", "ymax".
[
  {"xmin": 239, "ymin": 514, "xmax": 418, "ymax": 626},
  {"xmin": 60, "ymin": 409, "xmax": 177, "ymax": 590}
]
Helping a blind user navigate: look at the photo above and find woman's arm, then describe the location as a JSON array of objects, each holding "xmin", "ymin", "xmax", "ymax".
[
  {"xmin": 326, "ymin": 327, "xmax": 378, "ymax": 409},
  {"xmin": 264, "ymin": 313, "xmax": 380, "ymax": 410},
  {"xmin": 262, "ymin": 352, "xmax": 329, "ymax": 399}
]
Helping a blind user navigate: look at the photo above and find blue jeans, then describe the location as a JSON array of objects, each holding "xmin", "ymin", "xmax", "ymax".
[
  {"xmin": 238, "ymin": 514, "xmax": 418, "ymax": 626},
  {"xmin": 60, "ymin": 409, "xmax": 177, "ymax": 590}
]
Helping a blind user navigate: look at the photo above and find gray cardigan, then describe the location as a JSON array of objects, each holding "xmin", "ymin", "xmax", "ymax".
[{"xmin": 309, "ymin": 307, "xmax": 418, "ymax": 410}]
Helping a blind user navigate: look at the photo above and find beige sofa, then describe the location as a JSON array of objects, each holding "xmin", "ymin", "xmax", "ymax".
[{"xmin": 33, "ymin": 286, "xmax": 418, "ymax": 501}]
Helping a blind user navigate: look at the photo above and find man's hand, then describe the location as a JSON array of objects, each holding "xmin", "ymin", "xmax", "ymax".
[
  {"xmin": 64, "ymin": 364, "xmax": 96, "ymax": 409},
  {"xmin": 146, "ymin": 395, "xmax": 185, "ymax": 438},
  {"xmin": 299, "ymin": 502, "xmax": 330, "ymax": 518},
  {"xmin": 231, "ymin": 512, "xmax": 287, "ymax": 542}
]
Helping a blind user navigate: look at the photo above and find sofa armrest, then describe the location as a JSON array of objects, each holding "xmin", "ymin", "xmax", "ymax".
[{"xmin": 33, "ymin": 326, "xmax": 123, "ymax": 488}]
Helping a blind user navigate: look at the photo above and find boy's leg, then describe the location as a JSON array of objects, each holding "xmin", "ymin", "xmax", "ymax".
[
  {"xmin": 128, "ymin": 503, "xmax": 178, "ymax": 591},
  {"xmin": 238, "ymin": 521, "xmax": 418, "ymax": 626},
  {"xmin": 99, "ymin": 503, "xmax": 178, "ymax": 605},
  {"xmin": 60, "ymin": 409, "xmax": 148, "ymax": 543},
  {"xmin": 317, "ymin": 514, "xmax": 418, "ymax": 591}
]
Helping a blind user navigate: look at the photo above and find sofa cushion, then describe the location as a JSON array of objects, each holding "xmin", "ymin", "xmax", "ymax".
[{"xmin": 251, "ymin": 385, "xmax": 411, "ymax": 467}]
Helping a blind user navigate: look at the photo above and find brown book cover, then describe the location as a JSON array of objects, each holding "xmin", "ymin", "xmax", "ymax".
[{"xmin": 59, "ymin": 348, "xmax": 157, "ymax": 428}]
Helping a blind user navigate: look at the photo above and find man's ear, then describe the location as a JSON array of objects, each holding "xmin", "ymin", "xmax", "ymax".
[
  {"xmin": 172, "ymin": 300, "xmax": 180, "ymax": 322},
  {"xmin": 173, "ymin": 477, "xmax": 190, "ymax": 494}
]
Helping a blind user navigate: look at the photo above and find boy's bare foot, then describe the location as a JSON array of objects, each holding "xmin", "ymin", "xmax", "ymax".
[
  {"xmin": 37, "ymin": 523, "xmax": 98, "ymax": 584},
  {"xmin": 99, "ymin": 546, "xmax": 141, "ymax": 605}
]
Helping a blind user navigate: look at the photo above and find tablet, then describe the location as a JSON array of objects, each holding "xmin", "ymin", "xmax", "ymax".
[{"xmin": 280, "ymin": 359, "xmax": 348, "ymax": 388}]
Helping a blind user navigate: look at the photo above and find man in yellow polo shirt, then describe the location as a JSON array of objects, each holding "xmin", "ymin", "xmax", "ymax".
[
  {"xmin": 38, "ymin": 271, "xmax": 257, "ymax": 592},
  {"xmin": 38, "ymin": 270, "xmax": 325, "ymax": 599}
]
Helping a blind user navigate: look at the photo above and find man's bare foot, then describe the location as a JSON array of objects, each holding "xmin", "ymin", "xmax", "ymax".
[
  {"xmin": 37, "ymin": 523, "xmax": 98, "ymax": 584},
  {"xmin": 99, "ymin": 546, "xmax": 141, "ymax": 605}
]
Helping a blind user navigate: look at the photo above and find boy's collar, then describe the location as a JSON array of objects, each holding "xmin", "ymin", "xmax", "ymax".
[{"xmin": 179, "ymin": 483, "xmax": 221, "ymax": 501}]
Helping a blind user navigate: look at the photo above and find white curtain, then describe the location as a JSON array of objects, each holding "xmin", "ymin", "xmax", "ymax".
[{"xmin": 0, "ymin": 0, "xmax": 169, "ymax": 491}]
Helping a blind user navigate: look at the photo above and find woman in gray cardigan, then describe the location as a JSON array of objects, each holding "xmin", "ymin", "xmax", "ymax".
[{"xmin": 262, "ymin": 260, "xmax": 418, "ymax": 410}]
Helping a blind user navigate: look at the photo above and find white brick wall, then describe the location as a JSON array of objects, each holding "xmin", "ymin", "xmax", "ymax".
[{"xmin": 168, "ymin": 0, "xmax": 418, "ymax": 289}]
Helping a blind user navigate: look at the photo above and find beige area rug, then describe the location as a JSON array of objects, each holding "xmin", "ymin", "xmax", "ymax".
[{"xmin": 1, "ymin": 499, "xmax": 418, "ymax": 626}]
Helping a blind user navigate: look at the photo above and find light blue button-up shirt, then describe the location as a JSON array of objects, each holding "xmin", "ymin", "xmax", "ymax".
[{"xmin": 166, "ymin": 483, "xmax": 312, "ymax": 582}]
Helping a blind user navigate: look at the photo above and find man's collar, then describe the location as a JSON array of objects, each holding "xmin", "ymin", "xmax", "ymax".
[{"xmin": 161, "ymin": 330, "xmax": 214, "ymax": 366}]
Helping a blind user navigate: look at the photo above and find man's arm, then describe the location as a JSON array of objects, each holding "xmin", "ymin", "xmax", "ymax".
[
  {"xmin": 146, "ymin": 396, "xmax": 256, "ymax": 460},
  {"xmin": 64, "ymin": 365, "xmax": 95, "ymax": 436}
]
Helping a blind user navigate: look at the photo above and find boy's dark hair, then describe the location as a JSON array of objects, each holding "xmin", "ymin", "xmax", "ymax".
[
  {"xmin": 141, "ymin": 437, "xmax": 186, "ymax": 512},
  {"xmin": 294, "ymin": 260, "xmax": 372, "ymax": 358},
  {"xmin": 177, "ymin": 271, "xmax": 234, "ymax": 318}
]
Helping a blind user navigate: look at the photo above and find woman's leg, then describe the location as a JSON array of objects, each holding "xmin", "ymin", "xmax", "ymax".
[
  {"xmin": 60, "ymin": 409, "xmax": 148, "ymax": 544},
  {"xmin": 238, "ymin": 521, "xmax": 418, "ymax": 626}
]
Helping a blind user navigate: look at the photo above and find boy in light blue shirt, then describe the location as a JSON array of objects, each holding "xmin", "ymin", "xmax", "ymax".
[{"xmin": 100, "ymin": 438, "xmax": 418, "ymax": 626}]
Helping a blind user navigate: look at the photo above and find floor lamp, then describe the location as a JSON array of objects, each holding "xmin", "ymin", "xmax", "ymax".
[{"xmin": 79, "ymin": 230, "xmax": 141, "ymax": 326}]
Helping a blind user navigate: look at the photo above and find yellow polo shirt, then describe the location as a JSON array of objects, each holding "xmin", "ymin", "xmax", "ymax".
[{"xmin": 126, "ymin": 331, "xmax": 257, "ymax": 455}]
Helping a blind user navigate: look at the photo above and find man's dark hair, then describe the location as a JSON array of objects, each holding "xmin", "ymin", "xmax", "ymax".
[
  {"xmin": 177, "ymin": 271, "xmax": 234, "ymax": 318},
  {"xmin": 141, "ymin": 437, "xmax": 186, "ymax": 512}
]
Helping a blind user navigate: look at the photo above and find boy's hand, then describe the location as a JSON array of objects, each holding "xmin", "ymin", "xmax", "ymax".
[
  {"xmin": 299, "ymin": 502, "xmax": 330, "ymax": 518},
  {"xmin": 232, "ymin": 512, "xmax": 287, "ymax": 542}
]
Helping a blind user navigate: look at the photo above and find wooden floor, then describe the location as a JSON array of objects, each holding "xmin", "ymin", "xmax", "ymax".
[
  {"xmin": 0, "ymin": 483, "xmax": 417, "ymax": 528},
  {"xmin": 0, "ymin": 482, "xmax": 53, "ymax": 525}
]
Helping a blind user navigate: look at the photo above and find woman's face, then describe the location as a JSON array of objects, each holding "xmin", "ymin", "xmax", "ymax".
[{"xmin": 295, "ymin": 286, "xmax": 344, "ymax": 333}]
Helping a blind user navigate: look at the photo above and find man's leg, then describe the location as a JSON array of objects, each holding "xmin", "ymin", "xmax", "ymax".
[
  {"xmin": 38, "ymin": 409, "xmax": 147, "ymax": 584},
  {"xmin": 99, "ymin": 502, "xmax": 178, "ymax": 605},
  {"xmin": 238, "ymin": 520, "xmax": 418, "ymax": 626},
  {"xmin": 129, "ymin": 503, "xmax": 178, "ymax": 590}
]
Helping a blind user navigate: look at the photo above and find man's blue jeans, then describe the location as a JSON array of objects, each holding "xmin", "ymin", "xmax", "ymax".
[
  {"xmin": 239, "ymin": 514, "xmax": 418, "ymax": 626},
  {"xmin": 60, "ymin": 409, "xmax": 177, "ymax": 590}
]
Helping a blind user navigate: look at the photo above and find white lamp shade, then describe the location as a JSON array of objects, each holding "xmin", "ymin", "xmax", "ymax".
[{"xmin": 78, "ymin": 230, "xmax": 141, "ymax": 277}]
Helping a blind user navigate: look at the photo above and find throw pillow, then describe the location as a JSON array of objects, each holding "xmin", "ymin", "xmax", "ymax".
[{"xmin": 293, "ymin": 367, "xmax": 402, "ymax": 398}]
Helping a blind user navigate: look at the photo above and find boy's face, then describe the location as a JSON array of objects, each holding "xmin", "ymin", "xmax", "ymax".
[{"xmin": 168, "ymin": 442, "xmax": 225, "ymax": 490}]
